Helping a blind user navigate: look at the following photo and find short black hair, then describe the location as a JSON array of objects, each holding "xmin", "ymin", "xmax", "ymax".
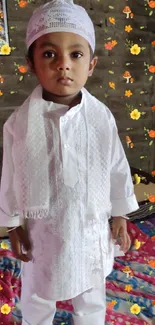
[{"xmin": 27, "ymin": 42, "xmax": 36, "ymax": 64}]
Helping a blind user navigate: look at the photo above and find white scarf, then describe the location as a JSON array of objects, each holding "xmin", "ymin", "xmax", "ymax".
[{"xmin": 12, "ymin": 85, "xmax": 50, "ymax": 219}]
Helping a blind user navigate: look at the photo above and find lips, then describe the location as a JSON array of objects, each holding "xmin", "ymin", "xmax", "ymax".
[
  {"xmin": 57, "ymin": 76, "xmax": 73, "ymax": 85},
  {"xmin": 58, "ymin": 76, "xmax": 73, "ymax": 81}
]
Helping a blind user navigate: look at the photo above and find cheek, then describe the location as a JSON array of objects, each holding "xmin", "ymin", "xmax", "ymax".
[
  {"xmin": 35, "ymin": 62, "xmax": 51, "ymax": 77},
  {"xmin": 78, "ymin": 63, "xmax": 90, "ymax": 77}
]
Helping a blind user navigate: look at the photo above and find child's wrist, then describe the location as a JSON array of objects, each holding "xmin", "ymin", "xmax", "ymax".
[
  {"xmin": 112, "ymin": 215, "xmax": 129, "ymax": 220},
  {"xmin": 7, "ymin": 226, "xmax": 18, "ymax": 233}
]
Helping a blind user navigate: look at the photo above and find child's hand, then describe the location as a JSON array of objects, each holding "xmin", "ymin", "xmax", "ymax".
[
  {"xmin": 111, "ymin": 217, "xmax": 131, "ymax": 253},
  {"xmin": 8, "ymin": 226, "xmax": 32, "ymax": 262}
]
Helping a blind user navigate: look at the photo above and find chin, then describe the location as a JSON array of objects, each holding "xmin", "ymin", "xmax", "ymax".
[{"xmin": 53, "ymin": 90, "xmax": 76, "ymax": 97}]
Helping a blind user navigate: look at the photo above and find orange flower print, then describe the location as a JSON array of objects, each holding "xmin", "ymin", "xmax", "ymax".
[
  {"xmin": 148, "ymin": 195, "xmax": 155, "ymax": 203},
  {"xmin": 148, "ymin": 1, "xmax": 155, "ymax": 8},
  {"xmin": 107, "ymin": 300, "xmax": 117, "ymax": 310},
  {"xmin": 152, "ymin": 171, "xmax": 155, "ymax": 176},
  {"xmin": 149, "ymin": 130, "xmax": 155, "ymax": 138},
  {"xmin": 125, "ymin": 25, "xmax": 133, "ymax": 33},
  {"xmin": 148, "ymin": 65, "xmax": 155, "ymax": 73},
  {"xmin": 125, "ymin": 90, "xmax": 133, "ymax": 97},
  {"xmin": 104, "ymin": 40, "xmax": 117, "ymax": 51},
  {"xmin": 107, "ymin": 302, "xmax": 114, "ymax": 310},
  {"xmin": 152, "ymin": 40, "xmax": 155, "ymax": 46},
  {"xmin": 152, "ymin": 105, "xmax": 155, "ymax": 111},
  {"xmin": 111, "ymin": 40, "xmax": 117, "ymax": 47},
  {"xmin": 125, "ymin": 284, "xmax": 132, "ymax": 292},
  {"xmin": 148, "ymin": 260, "xmax": 155, "ymax": 268},
  {"xmin": 109, "ymin": 17, "xmax": 115, "ymax": 25},
  {"xmin": 0, "ymin": 90, "xmax": 3, "ymax": 96},
  {"xmin": 130, "ymin": 13, "xmax": 134, "ymax": 18},
  {"xmin": 109, "ymin": 82, "xmax": 115, "ymax": 89},
  {"xmin": 104, "ymin": 42, "xmax": 113, "ymax": 51},
  {"xmin": 151, "ymin": 235, "xmax": 155, "ymax": 240},
  {"xmin": 152, "ymin": 301, "xmax": 155, "ymax": 305},
  {"xmin": 18, "ymin": 65, "xmax": 28, "ymax": 73},
  {"xmin": 0, "ymin": 12, "xmax": 4, "ymax": 19},
  {"xmin": 18, "ymin": 1, "xmax": 28, "ymax": 8}
]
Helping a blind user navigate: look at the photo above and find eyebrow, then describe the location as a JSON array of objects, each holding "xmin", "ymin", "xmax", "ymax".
[{"xmin": 39, "ymin": 42, "xmax": 85, "ymax": 50}]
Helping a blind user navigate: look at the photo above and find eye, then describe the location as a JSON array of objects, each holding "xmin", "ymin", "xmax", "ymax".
[
  {"xmin": 43, "ymin": 51, "xmax": 56, "ymax": 58},
  {"xmin": 71, "ymin": 52, "xmax": 83, "ymax": 59}
]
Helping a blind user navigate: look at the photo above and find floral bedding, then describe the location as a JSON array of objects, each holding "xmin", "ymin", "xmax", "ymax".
[{"xmin": 0, "ymin": 216, "xmax": 154, "ymax": 325}]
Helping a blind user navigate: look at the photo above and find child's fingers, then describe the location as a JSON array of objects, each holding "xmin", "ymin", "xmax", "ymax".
[
  {"xmin": 120, "ymin": 232, "xmax": 131, "ymax": 253},
  {"xmin": 111, "ymin": 226, "xmax": 119, "ymax": 240},
  {"xmin": 16, "ymin": 226, "xmax": 31, "ymax": 252},
  {"xmin": 8, "ymin": 229, "xmax": 31, "ymax": 262}
]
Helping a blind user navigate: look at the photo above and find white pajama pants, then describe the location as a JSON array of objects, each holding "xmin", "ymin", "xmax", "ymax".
[{"xmin": 21, "ymin": 285, "xmax": 106, "ymax": 325}]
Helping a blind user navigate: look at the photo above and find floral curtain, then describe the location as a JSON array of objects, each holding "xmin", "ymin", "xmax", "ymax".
[
  {"xmin": 0, "ymin": 0, "xmax": 155, "ymax": 180},
  {"xmin": 0, "ymin": 0, "xmax": 10, "ymax": 55}
]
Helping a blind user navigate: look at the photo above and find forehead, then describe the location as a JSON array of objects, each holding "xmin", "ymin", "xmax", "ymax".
[{"xmin": 35, "ymin": 32, "xmax": 90, "ymax": 50}]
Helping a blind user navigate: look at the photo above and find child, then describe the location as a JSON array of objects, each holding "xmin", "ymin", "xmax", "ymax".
[{"xmin": 0, "ymin": 1, "xmax": 139, "ymax": 324}]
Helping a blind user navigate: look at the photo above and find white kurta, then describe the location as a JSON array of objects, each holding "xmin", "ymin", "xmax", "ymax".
[{"xmin": 0, "ymin": 86, "xmax": 138, "ymax": 301}]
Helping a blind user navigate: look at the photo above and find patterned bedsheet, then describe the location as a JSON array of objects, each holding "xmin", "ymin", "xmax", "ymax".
[{"xmin": 0, "ymin": 216, "xmax": 154, "ymax": 325}]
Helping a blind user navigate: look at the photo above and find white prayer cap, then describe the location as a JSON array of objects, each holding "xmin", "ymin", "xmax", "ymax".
[{"xmin": 26, "ymin": 0, "xmax": 95, "ymax": 53}]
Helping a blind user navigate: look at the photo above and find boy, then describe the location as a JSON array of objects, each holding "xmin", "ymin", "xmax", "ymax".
[{"xmin": 0, "ymin": 1, "xmax": 139, "ymax": 324}]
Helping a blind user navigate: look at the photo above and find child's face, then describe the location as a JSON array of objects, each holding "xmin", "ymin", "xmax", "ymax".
[{"xmin": 28, "ymin": 32, "xmax": 98, "ymax": 102}]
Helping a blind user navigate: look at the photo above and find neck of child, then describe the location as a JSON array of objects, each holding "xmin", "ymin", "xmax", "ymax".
[{"xmin": 42, "ymin": 89, "xmax": 82, "ymax": 108}]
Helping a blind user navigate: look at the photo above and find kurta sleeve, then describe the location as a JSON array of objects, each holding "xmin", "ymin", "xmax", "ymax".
[
  {"xmin": 0, "ymin": 121, "xmax": 23, "ymax": 227},
  {"xmin": 110, "ymin": 114, "xmax": 139, "ymax": 217}
]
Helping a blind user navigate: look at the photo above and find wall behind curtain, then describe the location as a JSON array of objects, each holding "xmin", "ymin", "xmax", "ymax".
[{"xmin": 0, "ymin": 0, "xmax": 155, "ymax": 176}]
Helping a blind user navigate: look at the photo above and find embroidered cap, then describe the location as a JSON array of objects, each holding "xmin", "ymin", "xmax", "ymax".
[{"xmin": 26, "ymin": 0, "xmax": 95, "ymax": 53}]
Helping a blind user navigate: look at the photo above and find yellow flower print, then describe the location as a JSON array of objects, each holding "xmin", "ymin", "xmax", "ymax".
[
  {"xmin": 130, "ymin": 303, "xmax": 141, "ymax": 315},
  {"xmin": 130, "ymin": 44, "xmax": 141, "ymax": 55},
  {"xmin": 0, "ymin": 44, "xmax": 11, "ymax": 55},
  {"xmin": 133, "ymin": 174, "xmax": 141, "ymax": 185},
  {"xmin": 125, "ymin": 25, "xmax": 133, "ymax": 33},
  {"xmin": 1, "ymin": 241, "xmax": 9, "ymax": 250},
  {"xmin": 0, "ymin": 284, "xmax": 3, "ymax": 290},
  {"xmin": 130, "ymin": 109, "xmax": 141, "ymax": 120},
  {"xmin": 0, "ymin": 26, "xmax": 3, "ymax": 31},
  {"xmin": 134, "ymin": 239, "xmax": 141, "ymax": 249},
  {"xmin": 109, "ymin": 17, "xmax": 116, "ymax": 25},
  {"xmin": 0, "ymin": 90, "xmax": 3, "ymax": 96},
  {"xmin": 1, "ymin": 303, "xmax": 11, "ymax": 315},
  {"xmin": 111, "ymin": 40, "xmax": 117, "ymax": 47},
  {"xmin": 125, "ymin": 284, "xmax": 133, "ymax": 292},
  {"xmin": 125, "ymin": 90, "xmax": 133, "ymax": 97},
  {"xmin": 111, "ymin": 300, "xmax": 117, "ymax": 306},
  {"xmin": 109, "ymin": 82, "xmax": 115, "ymax": 89}
]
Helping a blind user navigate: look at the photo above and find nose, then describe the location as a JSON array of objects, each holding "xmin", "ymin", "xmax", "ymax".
[{"xmin": 56, "ymin": 56, "xmax": 71, "ymax": 71}]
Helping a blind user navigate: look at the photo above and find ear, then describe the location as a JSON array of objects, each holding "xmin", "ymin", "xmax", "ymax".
[
  {"xmin": 26, "ymin": 55, "xmax": 35, "ymax": 74},
  {"xmin": 88, "ymin": 56, "xmax": 98, "ymax": 77}
]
